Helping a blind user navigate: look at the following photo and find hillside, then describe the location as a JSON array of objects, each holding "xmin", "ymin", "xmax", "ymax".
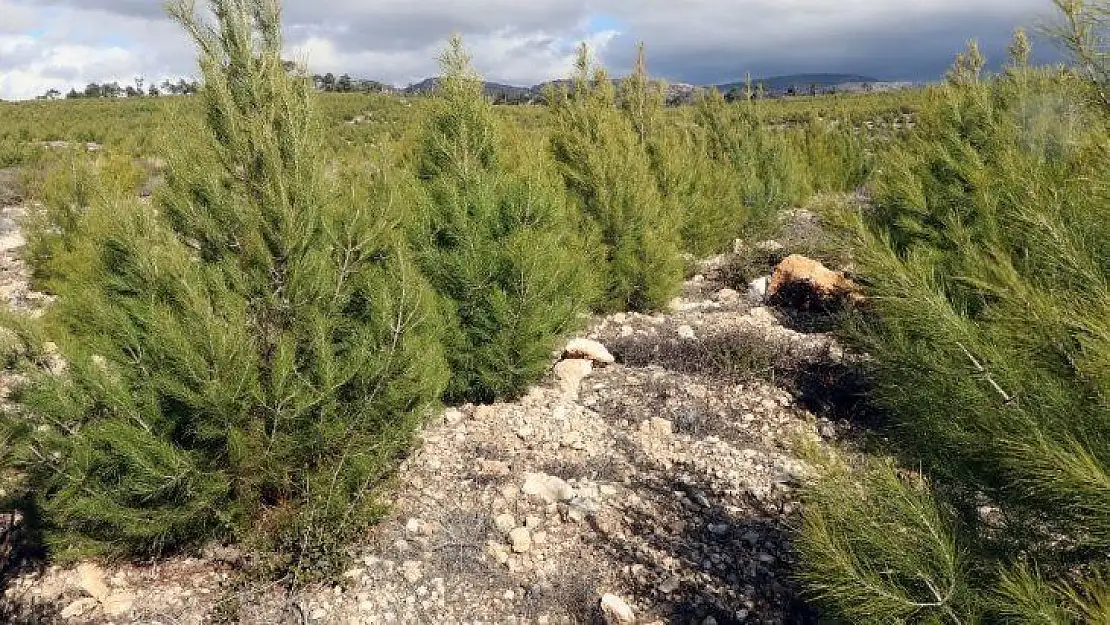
[
  {"xmin": 717, "ymin": 73, "xmax": 877, "ymax": 92},
  {"xmin": 402, "ymin": 77, "xmax": 536, "ymax": 102},
  {"xmin": 399, "ymin": 72, "xmax": 910, "ymax": 104}
]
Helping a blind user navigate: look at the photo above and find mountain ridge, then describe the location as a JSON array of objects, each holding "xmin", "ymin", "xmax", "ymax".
[{"xmin": 397, "ymin": 72, "xmax": 915, "ymax": 102}]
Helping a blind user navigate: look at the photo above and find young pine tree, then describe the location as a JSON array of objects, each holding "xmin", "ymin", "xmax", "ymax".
[
  {"xmin": 618, "ymin": 44, "xmax": 747, "ymax": 257},
  {"xmin": 693, "ymin": 88, "xmax": 812, "ymax": 228},
  {"xmin": 412, "ymin": 37, "xmax": 596, "ymax": 403},
  {"xmin": 549, "ymin": 44, "xmax": 683, "ymax": 312},
  {"xmin": 2, "ymin": 0, "xmax": 447, "ymax": 570},
  {"xmin": 798, "ymin": 57, "xmax": 1110, "ymax": 622}
]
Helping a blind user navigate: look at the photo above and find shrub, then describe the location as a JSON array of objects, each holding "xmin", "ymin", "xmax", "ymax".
[
  {"xmin": 411, "ymin": 38, "xmax": 596, "ymax": 403},
  {"xmin": 1, "ymin": 0, "xmax": 447, "ymax": 576},
  {"xmin": 617, "ymin": 45, "xmax": 747, "ymax": 257},
  {"xmin": 798, "ymin": 461, "xmax": 970, "ymax": 623},
  {"xmin": 796, "ymin": 118, "xmax": 871, "ymax": 196},
  {"xmin": 798, "ymin": 58, "xmax": 1110, "ymax": 620},
  {"xmin": 22, "ymin": 151, "xmax": 144, "ymax": 290},
  {"xmin": 694, "ymin": 89, "xmax": 812, "ymax": 225},
  {"xmin": 549, "ymin": 44, "xmax": 683, "ymax": 313}
]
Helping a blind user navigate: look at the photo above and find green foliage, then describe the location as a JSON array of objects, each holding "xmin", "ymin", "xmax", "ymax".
[
  {"xmin": 22, "ymin": 151, "xmax": 144, "ymax": 289},
  {"xmin": 3, "ymin": 0, "xmax": 447, "ymax": 577},
  {"xmin": 549, "ymin": 45, "xmax": 683, "ymax": 312},
  {"xmin": 616, "ymin": 45, "xmax": 747, "ymax": 257},
  {"xmin": 946, "ymin": 40, "xmax": 986, "ymax": 86},
  {"xmin": 799, "ymin": 62, "xmax": 1110, "ymax": 621},
  {"xmin": 1048, "ymin": 0, "xmax": 1110, "ymax": 110},
  {"xmin": 799, "ymin": 461, "xmax": 970, "ymax": 623},
  {"xmin": 695, "ymin": 90, "xmax": 874, "ymax": 236},
  {"xmin": 411, "ymin": 37, "xmax": 595, "ymax": 403},
  {"xmin": 995, "ymin": 564, "xmax": 1110, "ymax": 624},
  {"xmin": 696, "ymin": 90, "xmax": 809, "ymax": 226}
]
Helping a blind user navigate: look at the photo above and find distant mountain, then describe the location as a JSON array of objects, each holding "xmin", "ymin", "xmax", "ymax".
[
  {"xmin": 716, "ymin": 73, "xmax": 880, "ymax": 93},
  {"xmin": 394, "ymin": 72, "xmax": 916, "ymax": 104},
  {"xmin": 403, "ymin": 78, "xmax": 537, "ymax": 102}
]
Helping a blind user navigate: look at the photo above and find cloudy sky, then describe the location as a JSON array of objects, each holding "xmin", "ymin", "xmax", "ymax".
[{"xmin": 0, "ymin": 0, "xmax": 1062, "ymax": 100}]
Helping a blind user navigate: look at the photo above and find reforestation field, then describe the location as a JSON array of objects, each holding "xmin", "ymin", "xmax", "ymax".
[{"xmin": 0, "ymin": 0, "xmax": 1107, "ymax": 623}]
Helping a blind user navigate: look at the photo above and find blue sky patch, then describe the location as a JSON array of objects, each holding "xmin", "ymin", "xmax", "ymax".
[{"xmin": 587, "ymin": 14, "xmax": 623, "ymax": 33}]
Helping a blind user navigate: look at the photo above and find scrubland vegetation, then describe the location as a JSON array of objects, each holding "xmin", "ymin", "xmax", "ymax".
[
  {"xmin": 797, "ymin": 15, "xmax": 1110, "ymax": 624},
  {"xmin": 0, "ymin": 0, "xmax": 1107, "ymax": 621}
]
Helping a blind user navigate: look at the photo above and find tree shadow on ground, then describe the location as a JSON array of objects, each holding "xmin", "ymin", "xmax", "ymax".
[
  {"xmin": 0, "ymin": 500, "xmax": 61, "ymax": 625},
  {"xmin": 609, "ymin": 326, "xmax": 879, "ymax": 430},
  {"xmin": 590, "ymin": 308, "xmax": 895, "ymax": 623},
  {"xmin": 585, "ymin": 435, "xmax": 818, "ymax": 624}
]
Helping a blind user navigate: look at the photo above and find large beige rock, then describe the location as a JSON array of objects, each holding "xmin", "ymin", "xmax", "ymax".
[
  {"xmin": 563, "ymin": 338, "xmax": 615, "ymax": 365},
  {"xmin": 768, "ymin": 255, "xmax": 861, "ymax": 310}
]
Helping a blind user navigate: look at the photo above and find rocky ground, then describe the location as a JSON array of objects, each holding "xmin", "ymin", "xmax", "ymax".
[{"xmin": 0, "ymin": 177, "xmax": 861, "ymax": 624}]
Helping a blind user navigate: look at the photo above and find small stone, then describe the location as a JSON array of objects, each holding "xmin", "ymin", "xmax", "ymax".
[
  {"xmin": 714, "ymin": 288, "xmax": 741, "ymax": 303},
  {"xmin": 554, "ymin": 358, "xmax": 593, "ymax": 397},
  {"xmin": 487, "ymin": 542, "xmax": 510, "ymax": 565},
  {"xmin": 565, "ymin": 497, "xmax": 600, "ymax": 523},
  {"xmin": 747, "ymin": 277, "xmax": 770, "ymax": 302},
  {"xmin": 77, "ymin": 563, "xmax": 110, "ymax": 601},
  {"xmin": 102, "ymin": 592, "xmax": 136, "ymax": 617},
  {"xmin": 310, "ymin": 607, "xmax": 328, "ymax": 620},
  {"xmin": 495, "ymin": 513, "xmax": 517, "ymax": 535},
  {"xmin": 61, "ymin": 598, "xmax": 99, "ymax": 619},
  {"xmin": 563, "ymin": 338, "xmax": 615, "ymax": 365},
  {"xmin": 641, "ymin": 417, "xmax": 673, "ymax": 437},
  {"xmin": 343, "ymin": 568, "xmax": 365, "ymax": 579},
  {"xmin": 600, "ymin": 593, "xmax": 635, "ymax": 624},
  {"xmin": 509, "ymin": 527, "xmax": 532, "ymax": 554},
  {"xmin": 401, "ymin": 561, "xmax": 423, "ymax": 584},
  {"xmin": 659, "ymin": 577, "xmax": 681, "ymax": 594},
  {"xmin": 522, "ymin": 473, "xmax": 576, "ymax": 503},
  {"xmin": 405, "ymin": 518, "xmax": 423, "ymax": 534},
  {"xmin": 525, "ymin": 516, "xmax": 543, "ymax": 530},
  {"xmin": 442, "ymin": 408, "xmax": 466, "ymax": 425},
  {"xmin": 677, "ymin": 325, "xmax": 697, "ymax": 340}
]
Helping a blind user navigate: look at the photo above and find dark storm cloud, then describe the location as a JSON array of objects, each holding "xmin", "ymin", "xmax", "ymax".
[
  {"xmin": 594, "ymin": 0, "xmax": 1057, "ymax": 83},
  {"xmin": 1, "ymin": 0, "xmax": 1065, "ymax": 100}
]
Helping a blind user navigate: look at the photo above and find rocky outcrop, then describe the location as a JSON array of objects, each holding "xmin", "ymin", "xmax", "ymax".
[{"xmin": 768, "ymin": 254, "xmax": 861, "ymax": 311}]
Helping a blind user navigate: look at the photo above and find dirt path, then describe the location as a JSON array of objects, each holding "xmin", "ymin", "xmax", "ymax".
[{"xmin": 1, "ymin": 211, "xmax": 853, "ymax": 624}]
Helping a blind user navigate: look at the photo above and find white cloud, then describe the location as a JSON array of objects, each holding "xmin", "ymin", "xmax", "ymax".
[
  {"xmin": 289, "ymin": 25, "xmax": 618, "ymax": 87},
  {"xmin": 0, "ymin": 34, "xmax": 143, "ymax": 100},
  {"xmin": 1, "ymin": 0, "xmax": 1060, "ymax": 100}
]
